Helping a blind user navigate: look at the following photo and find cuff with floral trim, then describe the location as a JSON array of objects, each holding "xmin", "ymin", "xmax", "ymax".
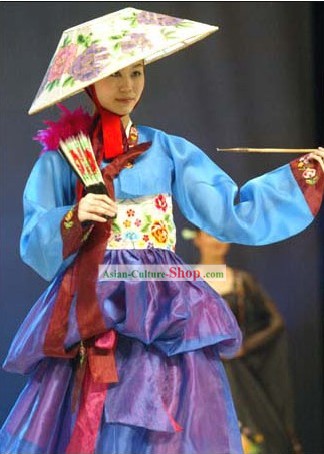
[
  {"xmin": 61, "ymin": 205, "xmax": 94, "ymax": 259},
  {"xmin": 290, "ymin": 155, "xmax": 324, "ymax": 216}
]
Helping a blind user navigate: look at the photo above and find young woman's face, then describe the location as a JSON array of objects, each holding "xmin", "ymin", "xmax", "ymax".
[{"xmin": 94, "ymin": 62, "xmax": 145, "ymax": 117}]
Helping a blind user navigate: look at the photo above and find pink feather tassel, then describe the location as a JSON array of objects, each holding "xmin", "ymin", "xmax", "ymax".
[{"xmin": 33, "ymin": 104, "xmax": 93, "ymax": 154}]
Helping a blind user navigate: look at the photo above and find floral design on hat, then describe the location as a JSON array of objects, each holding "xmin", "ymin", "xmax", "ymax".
[
  {"xmin": 136, "ymin": 11, "xmax": 183, "ymax": 26},
  {"xmin": 70, "ymin": 44, "xmax": 109, "ymax": 82},
  {"xmin": 30, "ymin": 7, "xmax": 218, "ymax": 115},
  {"xmin": 42, "ymin": 35, "xmax": 109, "ymax": 92}
]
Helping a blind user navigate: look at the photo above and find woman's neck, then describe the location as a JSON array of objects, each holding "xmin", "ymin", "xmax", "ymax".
[
  {"xmin": 121, "ymin": 115, "xmax": 131, "ymax": 129},
  {"xmin": 200, "ymin": 255, "xmax": 226, "ymax": 265}
]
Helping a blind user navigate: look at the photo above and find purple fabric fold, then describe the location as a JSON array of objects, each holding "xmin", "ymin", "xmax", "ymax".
[
  {"xmin": 1, "ymin": 359, "xmax": 73, "ymax": 453},
  {"xmin": 1, "ymin": 341, "xmax": 242, "ymax": 453},
  {"xmin": 3, "ymin": 249, "xmax": 241, "ymax": 376},
  {"xmin": 1, "ymin": 248, "xmax": 243, "ymax": 453}
]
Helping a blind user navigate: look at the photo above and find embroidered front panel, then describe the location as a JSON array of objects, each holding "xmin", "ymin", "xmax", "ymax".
[{"xmin": 107, "ymin": 194, "xmax": 176, "ymax": 251}]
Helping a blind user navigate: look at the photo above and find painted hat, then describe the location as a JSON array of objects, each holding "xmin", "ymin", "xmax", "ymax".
[{"xmin": 29, "ymin": 7, "xmax": 218, "ymax": 115}]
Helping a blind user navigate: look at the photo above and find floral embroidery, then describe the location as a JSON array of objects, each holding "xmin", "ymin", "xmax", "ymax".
[
  {"xmin": 129, "ymin": 126, "xmax": 139, "ymax": 147},
  {"xmin": 151, "ymin": 220, "xmax": 168, "ymax": 243},
  {"xmin": 297, "ymin": 156, "xmax": 319, "ymax": 185},
  {"xmin": 124, "ymin": 231, "xmax": 140, "ymax": 241},
  {"xmin": 63, "ymin": 208, "xmax": 74, "ymax": 230},
  {"xmin": 61, "ymin": 205, "xmax": 94, "ymax": 259},
  {"xmin": 107, "ymin": 194, "xmax": 176, "ymax": 251},
  {"xmin": 302, "ymin": 168, "xmax": 317, "ymax": 180},
  {"xmin": 155, "ymin": 194, "xmax": 168, "ymax": 212},
  {"xmin": 141, "ymin": 214, "xmax": 153, "ymax": 233}
]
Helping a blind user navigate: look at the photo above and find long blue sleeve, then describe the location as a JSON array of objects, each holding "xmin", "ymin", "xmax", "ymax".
[
  {"xmin": 166, "ymin": 134, "xmax": 322, "ymax": 245},
  {"xmin": 20, "ymin": 128, "xmax": 323, "ymax": 281},
  {"xmin": 20, "ymin": 152, "xmax": 77, "ymax": 281}
]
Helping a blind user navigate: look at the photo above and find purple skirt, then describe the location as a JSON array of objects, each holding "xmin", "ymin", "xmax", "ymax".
[{"xmin": 1, "ymin": 249, "xmax": 243, "ymax": 454}]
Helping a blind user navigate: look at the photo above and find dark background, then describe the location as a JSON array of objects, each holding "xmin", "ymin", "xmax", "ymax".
[{"xmin": 1, "ymin": 2, "xmax": 323, "ymax": 452}]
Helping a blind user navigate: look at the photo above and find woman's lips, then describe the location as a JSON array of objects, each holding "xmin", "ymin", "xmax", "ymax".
[{"xmin": 115, "ymin": 98, "xmax": 135, "ymax": 103}]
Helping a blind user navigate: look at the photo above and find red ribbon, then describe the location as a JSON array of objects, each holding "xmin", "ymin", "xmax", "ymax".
[
  {"xmin": 87, "ymin": 86, "xmax": 124, "ymax": 161},
  {"xmin": 66, "ymin": 330, "xmax": 118, "ymax": 454},
  {"xmin": 66, "ymin": 366, "xmax": 108, "ymax": 454}
]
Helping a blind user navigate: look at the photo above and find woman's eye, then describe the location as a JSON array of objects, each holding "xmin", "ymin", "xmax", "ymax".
[
  {"xmin": 132, "ymin": 70, "xmax": 142, "ymax": 77},
  {"xmin": 110, "ymin": 72, "xmax": 121, "ymax": 78}
]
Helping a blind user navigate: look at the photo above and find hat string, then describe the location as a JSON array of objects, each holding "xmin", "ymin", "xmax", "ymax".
[{"xmin": 86, "ymin": 86, "xmax": 125, "ymax": 161}]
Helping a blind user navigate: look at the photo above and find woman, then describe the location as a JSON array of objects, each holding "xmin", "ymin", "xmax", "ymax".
[
  {"xmin": 193, "ymin": 230, "xmax": 303, "ymax": 454},
  {"xmin": 0, "ymin": 8, "xmax": 323, "ymax": 454}
]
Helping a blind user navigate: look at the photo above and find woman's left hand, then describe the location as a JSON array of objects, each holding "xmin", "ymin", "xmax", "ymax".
[{"xmin": 307, "ymin": 147, "xmax": 324, "ymax": 173}]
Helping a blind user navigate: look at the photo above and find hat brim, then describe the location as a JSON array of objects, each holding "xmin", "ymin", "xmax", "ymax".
[{"xmin": 29, "ymin": 8, "xmax": 218, "ymax": 115}]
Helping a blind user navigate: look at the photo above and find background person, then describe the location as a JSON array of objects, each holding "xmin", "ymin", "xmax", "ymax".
[{"xmin": 191, "ymin": 229, "xmax": 303, "ymax": 454}]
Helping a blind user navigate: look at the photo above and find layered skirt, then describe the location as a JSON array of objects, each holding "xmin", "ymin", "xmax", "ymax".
[{"xmin": 0, "ymin": 249, "xmax": 243, "ymax": 454}]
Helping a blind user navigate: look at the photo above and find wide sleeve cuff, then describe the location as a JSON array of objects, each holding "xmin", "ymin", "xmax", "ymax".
[
  {"xmin": 290, "ymin": 155, "xmax": 324, "ymax": 216},
  {"xmin": 60, "ymin": 205, "xmax": 93, "ymax": 259}
]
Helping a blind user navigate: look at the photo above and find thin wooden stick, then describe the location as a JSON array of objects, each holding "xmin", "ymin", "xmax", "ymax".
[{"xmin": 216, "ymin": 147, "xmax": 318, "ymax": 153}]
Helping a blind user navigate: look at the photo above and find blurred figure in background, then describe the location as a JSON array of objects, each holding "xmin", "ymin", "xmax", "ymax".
[{"xmin": 185, "ymin": 228, "xmax": 303, "ymax": 454}]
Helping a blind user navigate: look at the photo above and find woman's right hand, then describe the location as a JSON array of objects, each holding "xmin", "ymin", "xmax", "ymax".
[{"xmin": 78, "ymin": 193, "xmax": 117, "ymax": 223}]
